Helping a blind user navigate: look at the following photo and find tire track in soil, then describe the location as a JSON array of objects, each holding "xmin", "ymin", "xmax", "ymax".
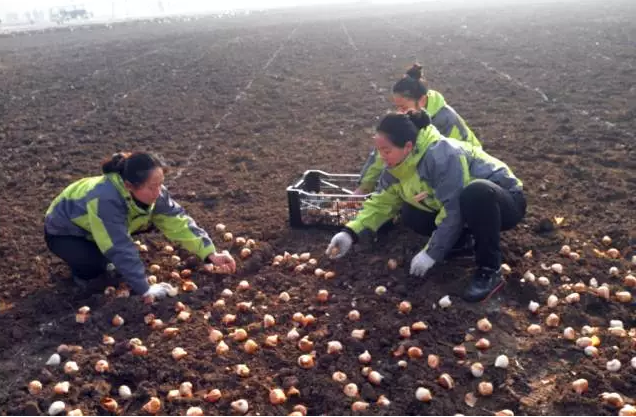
[{"xmin": 169, "ymin": 23, "xmax": 301, "ymax": 184}]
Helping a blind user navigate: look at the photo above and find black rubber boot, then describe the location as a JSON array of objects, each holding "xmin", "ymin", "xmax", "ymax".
[{"xmin": 463, "ymin": 267, "xmax": 504, "ymax": 302}]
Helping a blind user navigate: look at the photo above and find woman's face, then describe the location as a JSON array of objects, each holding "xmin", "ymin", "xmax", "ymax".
[
  {"xmin": 375, "ymin": 133, "xmax": 413, "ymax": 168},
  {"xmin": 127, "ymin": 167, "xmax": 164, "ymax": 205},
  {"xmin": 393, "ymin": 94, "xmax": 426, "ymax": 113}
]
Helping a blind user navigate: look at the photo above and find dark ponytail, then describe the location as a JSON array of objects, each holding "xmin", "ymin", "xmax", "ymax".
[
  {"xmin": 101, "ymin": 151, "xmax": 166, "ymax": 186},
  {"xmin": 377, "ymin": 110, "xmax": 431, "ymax": 148},
  {"xmin": 393, "ymin": 63, "xmax": 428, "ymax": 101}
]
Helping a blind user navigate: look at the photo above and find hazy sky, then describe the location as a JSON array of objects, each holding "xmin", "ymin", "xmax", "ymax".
[{"xmin": 1, "ymin": 0, "xmax": 422, "ymax": 17}]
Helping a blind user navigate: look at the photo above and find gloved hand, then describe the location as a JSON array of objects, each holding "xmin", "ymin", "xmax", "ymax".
[
  {"xmin": 409, "ymin": 250, "xmax": 436, "ymax": 277},
  {"xmin": 325, "ymin": 231, "xmax": 353, "ymax": 259},
  {"xmin": 143, "ymin": 282, "xmax": 176, "ymax": 299}
]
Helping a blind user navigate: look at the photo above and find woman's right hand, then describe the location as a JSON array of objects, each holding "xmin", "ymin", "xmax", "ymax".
[
  {"xmin": 204, "ymin": 251, "xmax": 237, "ymax": 274},
  {"xmin": 325, "ymin": 232, "xmax": 353, "ymax": 259}
]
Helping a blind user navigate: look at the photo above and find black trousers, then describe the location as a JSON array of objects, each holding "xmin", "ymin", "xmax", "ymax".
[
  {"xmin": 45, "ymin": 233, "xmax": 109, "ymax": 280},
  {"xmin": 402, "ymin": 179, "xmax": 526, "ymax": 269}
]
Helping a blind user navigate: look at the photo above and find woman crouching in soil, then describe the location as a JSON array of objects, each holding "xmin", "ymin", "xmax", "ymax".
[
  {"xmin": 326, "ymin": 111, "xmax": 526, "ymax": 302},
  {"xmin": 44, "ymin": 152, "xmax": 236, "ymax": 299}
]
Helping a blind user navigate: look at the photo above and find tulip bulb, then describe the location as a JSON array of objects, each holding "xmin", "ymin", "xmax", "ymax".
[
  {"xmin": 64, "ymin": 361, "xmax": 79, "ymax": 375},
  {"xmin": 314, "ymin": 268, "xmax": 325, "ymax": 277},
  {"xmin": 236, "ymin": 364, "xmax": 250, "ymax": 377},
  {"xmin": 244, "ymin": 339, "xmax": 259, "ymax": 354},
  {"xmin": 375, "ymin": 286, "xmax": 387, "ymax": 295},
  {"xmin": 237, "ymin": 280, "xmax": 250, "ymax": 291},
  {"xmin": 368, "ymin": 371, "xmax": 383, "ymax": 385},
  {"xmin": 358, "ymin": 350, "xmax": 372, "ymax": 364},
  {"xmin": 47, "ymin": 353, "xmax": 61, "ymax": 366},
  {"xmin": 546, "ymin": 313, "xmax": 560, "ymax": 327},
  {"xmin": 344, "ymin": 383, "xmax": 358, "ymax": 397},
  {"xmin": 607, "ymin": 359, "xmax": 621, "ymax": 372},
  {"xmin": 132, "ymin": 345, "xmax": 148, "ymax": 356},
  {"xmin": 563, "ymin": 327, "xmax": 576, "ymax": 340},
  {"xmin": 298, "ymin": 337, "xmax": 314, "ymax": 353},
  {"xmin": 400, "ymin": 326, "xmax": 411, "ymax": 338},
  {"xmin": 439, "ymin": 295, "xmax": 452, "ymax": 308},
  {"xmin": 332, "ymin": 371, "xmax": 347, "ymax": 383},
  {"xmin": 48, "ymin": 401, "xmax": 66, "ymax": 416},
  {"xmin": 264, "ymin": 335, "xmax": 279, "ymax": 347},
  {"xmin": 231, "ymin": 399, "xmax": 249, "ymax": 414},
  {"xmin": 616, "ymin": 291, "xmax": 632, "ymax": 303},
  {"xmin": 327, "ymin": 341, "xmax": 343, "ymax": 354},
  {"xmin": 186, "ymin": 407, "xmax": 203, "ymax": 416},
  {"xmin": 94, "ymin": 360, "xmax": 109, "ymax": 373},
  {"xmin": 102, "ymin": 335, "xmax": 115, "ymax": 345},
  {"xmin": 408, "ymin": 347, "xmax": 423, "ymax": 359},
  {"xmin": 269, "ymin": 388, "xmax": 287, "ymax": 405},
  {"xmin": 118, "ymin": 385, "xmax": 132, "ymax": 399},
  {"xmin": 28, "ymin": 380, "xmax": 43, "ymax": 395},
  {"xmin": 477, "ymin": 318, "xmax": 492, "ymax": 332},
  {"xmin": 377, "ymin": 395, "xmax": 391, "ymax": 407},
  {"xmin": 560, "ymin": 245, "xmax": 571, "ymax": 255},
  {"xmin": 495, "ymin": 355, "xmax": 509, "ymax": 368},
  {"xmin": 54, "ymin": 381, "xmax": 70, "ymax": 395},
  {"xmin": 316, "ymin": 290, "xmax": 329, "ymax": 302},
  {"xmin": 415, "ymin": 387, "xmax": 432, "ymax": 402},
  {"xmin": 204, "ymin": 389, "xmax": 222, "ymax": 403},
  {"xmin": 453, "ymin": 345, "xmax": 467, "ymax": 358},
  {"xmin": 412, "ymin": 321, "xmax": 428, "ymax": 331},
  {"xmin": 287, "ymin": 328, "xmax": 300, "ymax": 341},
  {"xmin": 149, "ymin": 264, "xmax": 161, "ymax": 273},
  {"xmin": 172, "ymin": 347, "xmax": 187, "ymax": 360},
  {"xmin": 572, "ymin": 379, "xmax": 588, "ymax": 394},
  {"xmin": 142, "ymin": 397, "xmax": 161, "ymax": 414},
  {"xmin": 352, "ymin": 401, "xmax": 369, "ymax": 412},
  {"xmin": 475, "ymin": 338, "xmax": 491, "ymax": 350},
  {"xmin": 528, "ymin": 301, "xmax": 540, "ymax": 313},
  {"xmin": 100, "ymin": 398, "xmax": 118, "ymax": 413},
  {"xmin": 478, "ymin": 381, "xmax": 493, "ymax": 396},
  {"xmin": 348, "ymin": 310, "xmax": 360, "ymax": 321},
  {"xmin": 278, "ymin": 292, "xmax": 291, "ymax": 302},
  {"xmin": 67, "ymin": 409, "xmax": 83, "ymax": 416},
  {"xmin": 601, "ymin": 392, "xmax": 624, "ymax": 408},
  {"xmin": 471, "ymin": 362, "xmax": 484, "ymax": 378},
  {"xmin": 298, "ymin": 354, "xmax": 315, "ymax": 369},
  {"xmin": 428, "ymin": 354, "xmax": 440, "ymax": 369},
  {"xmin": 112, "ymin": 315, "xmax": 124, "ymax": 327},
  {"xmin": 565, "ymin": 293, "xmax": 580, "ymax": 304},
  {"xmin": 527, "ymin": 324, "xmax": 542, "ymax": 335},
  {"xmin": 399, "ymin": 301, "xmax": 412, "ymax": 314},
  {"xmin": 619, "ymin": 405, "xmax": 636, "ymax": 416},
  {"xmin": 438, "ymin": 373, "xmax": 455, "ymax": 389},
  {"xmin": 351, "ymin": 329, "xmax": 365, "ymax": 340},
  {"xmin": 524, "ymin": 271, "xmax": 536, "ymax": 282},
  {"xmin": 216, "ymin": 340, "xmax": 230, "ymax": 355},
  {"xmin": 538, "ymin": 276, "xmax": 550, "ymax": 286}
]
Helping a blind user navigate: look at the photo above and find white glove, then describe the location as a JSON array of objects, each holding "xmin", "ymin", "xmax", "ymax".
[
  {"xmin": 325, "ymin": 232, "xmax": 353, "ymax": 259},
  {"xmin": 409, "ymin": 251, "xmax": 436, "ymax": 277},
  {"xmin": 143, "ymin": 282, "xmax": 175, "ymax": 299}
]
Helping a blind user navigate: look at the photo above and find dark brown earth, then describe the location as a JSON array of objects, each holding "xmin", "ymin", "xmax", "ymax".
[{"xmin": 1, "ymin": 1, "xmax": 635, "ymax": 415}]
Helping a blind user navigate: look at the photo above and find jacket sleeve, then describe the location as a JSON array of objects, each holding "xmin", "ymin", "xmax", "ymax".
[
  {"xmin": 421, "ymin": 142, "xmax": 470, "ymax": 262},
  {"xmin": 152, "ymin": 187, "xmax": 216, "ymax": 261},
  {"xmin": 346, "ymin": 176, "xmax": 403, "ymax": 234},
  {"xmin": 87, "ymin": 197, "xmax": 149, "ymax": 295},
  {"xmin": 357, "ymin": 149, "xmax": 384, "ymax": 193}
]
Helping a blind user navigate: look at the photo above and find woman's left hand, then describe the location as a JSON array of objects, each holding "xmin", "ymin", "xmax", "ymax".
[{"xmin": 204, "ymin": 251, "xmax": 237, "ymax": 274}]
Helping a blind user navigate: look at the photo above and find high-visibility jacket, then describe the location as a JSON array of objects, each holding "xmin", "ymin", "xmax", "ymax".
[
  {"xmin": 45, "ymin": 173, "xmax": 216, "ymax": 294},
  {"xmin": 358, "ymin": 90, "xmax": 481, "ymax": 192},
  {"xmin": 347, "ymin": 125, "xmax": 521, "ymax": 262}
]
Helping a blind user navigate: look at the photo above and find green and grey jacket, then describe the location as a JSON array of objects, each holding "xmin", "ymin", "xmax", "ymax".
[
  {"xmin": 45, "ymin": 173, "xmax": 216, "ymax": 294},
  {"xmin": 347, "ymin": 125, "xmax": 521, "ymax": 262},
  {"xmin": 358, "ymin": 90, "xmax": 481, "ymax": 193}
]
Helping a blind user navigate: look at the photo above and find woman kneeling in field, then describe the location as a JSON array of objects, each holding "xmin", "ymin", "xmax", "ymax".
[
  {"xmin": 356, "ymin": 63, "xmax": 482, "ymax": 194},
  {"xmin": 328, "ymin": 111, "xmax": 525, "ymax": 302},
  {"xmin": 44, "ymin": 152, "xmax": 236, "ymax": 299}
]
